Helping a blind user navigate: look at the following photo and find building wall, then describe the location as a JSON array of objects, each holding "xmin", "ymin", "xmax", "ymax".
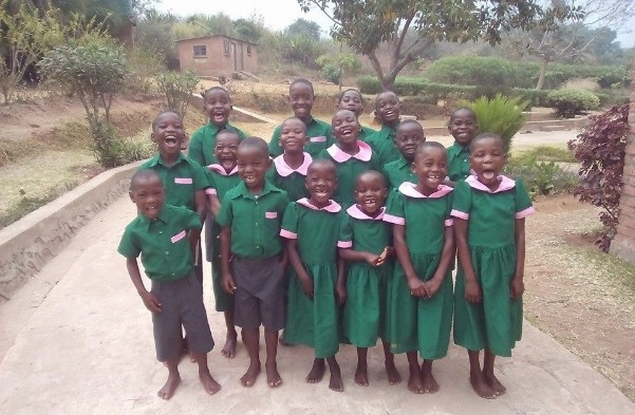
[
  {"xmin": 610, "ymin": 63, "xmax": 635, "ymax": 262},
  {"xmin": 177, "ymin": 37, "xmax": 258, "ymax": 77}
]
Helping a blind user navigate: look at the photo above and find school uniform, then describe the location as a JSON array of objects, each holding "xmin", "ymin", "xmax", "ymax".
[
  {"xmin": 383, "ymin": 155, "xmax": 416, "ymax": 190},
  {"xmin": 266, "ymin": 152, "xmax": 312, "ymax": 202},
  {"xmin": 216, "ymin": 181, "xmax": 289, "ymax": 331},
  {"xmin": 338, "ymin": 205, "xmax": 393, "ymax": 347},
  {"xmin": 188, "ymin": 122, "xmax": 247, "ymax": 166},
  {"xmin": 317, "ymin": 141, "xmax": 380, "ymax": 207},
  {"xmin": 205, "ymin": 164, "xmax": 241, "ymax": 312},
  {"xmin": 280, "ymin": 198, "xmax": 343, "ymax": 358},
  {"xmin": 451, "ymin": 175, "xmax": 534, "ymax": 357},
  {"xmin": 358, "ymin": 125, "xmax": 377, "ymax": 142},
  {"xmin": 366, "ymin": 124, "xmax": 400, "ymax": 166},
  {"xmin": 118, "ymin": 204, "xmax": 214, "ymax": 361},
  {"xmin": 269, "ymin": 117, "xmax": 333, "ymax": 158},
  {"xmin": 446, "ymin": 141, "xmax": 471, "ymax": 182},
  {"xmin": 383, "ymin": 183, "xmax": 454, "ymax": 359}
]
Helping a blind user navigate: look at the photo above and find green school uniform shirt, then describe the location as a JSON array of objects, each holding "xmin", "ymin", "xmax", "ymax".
[
  {"xmin": 188, "ymin": 122, "xmax": 248, "ymax": 166},
  {"xmin": 446, "ymin": 141, "xmax": 471, "ymax": 182},
  {"xmin": 205, "ymin": 164, "xmax": 241, "ymax": 201},
  {"xmin": 118, "ymin": 204, "xmax": 202, "ymax": 282},
  {"xmin": 139, "ymin": 152, "xmax": 210, "ymax": 212},
  {"xmin": 338, "ymin": 205, "xmax": 391, "ymax": 255},
  {"xmin": 216, "ymin": 181, "xmax": 289, "ymax": 259},
  {"xmin": 358, "ymin": 125, "xmax": 377, "ymax": 142},
  {"xmin": 366, "ymin": 124, "xmax": 399, "ymax": 166},
  {"xmin": 269, "ymin": 117, "xmax": 333, "ymax": 158},
  {"xmin": 383, "ymin": 155, "xmax": 416, "ymax": 190},
  {"xmin": 266, "ymin": 152, "xmax": 312, "ymax": 202}
]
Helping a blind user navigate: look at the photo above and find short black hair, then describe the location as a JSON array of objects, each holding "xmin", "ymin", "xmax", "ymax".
[
  {"xmin": 338, "ymin": 88, "xmax": 363, "ymax": 103},
  {"xmin": 448, "ymin": 107, "xmax": 476, "ymax": 125},
  {"xmin": 151, "ymin": 110, "xmax": 181, "ymax": 131},
  {"xmin": 238, "ymin": 136, "xmax": 269, "ymax": 156},
  {"xmin": 130, "ymin": 169, "xmax": 162, "ymax": 190},
  {"xmin": 290, "ymin": 78, "xmax": 315, "ymax": 95},
  {"xmin": 203, "ymin": 86, "xmax": 230, "ymax": 100},
  {"xmin": 396, "ymin": 119, "xmax": 423, "ymax": 132},
  {"xmin": 414, "ymin": 141, "xmax": 447, "ymax": 159},
  {"xmin": 282, "ymin": 116, "xmax": 307, "ymax": 130},
  {"xmin": 356, "ymin": 169, "xmax": 386, "ymax": 188},
  {"xmin": 216, "ymin": 129, "xmax": 241, "ymax": 142},
  {"xmin": 307, "ymin": 158, "xmax": 336, "ymax": 176},
  {"xmin": 470, "ymin": 133, "xmax": 503, "ymax": 153}
]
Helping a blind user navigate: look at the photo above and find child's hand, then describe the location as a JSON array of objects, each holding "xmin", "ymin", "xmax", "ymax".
[
  {"xmin": 373, "ymin": 246, "xmax": 393, "ymax": 266},
  {"xmin": 510, "ymin": 277, "xmax": 524, "ymax": 299},
  {"xmin": 464, "ymin": 279, "xmax": 482, "ymax": 303},
  {"xmin": 408, "ymin": 277, "xmax": 427, "ymax": 298},
  {"xmin": 140, "ymin": 291, "xmax": 162, "ymax": 313},
  {"xmin": 363, "ymin": 252, "xmax": 380, "ymax": 266},
  {"xmin": 300, "ymin": 277, "xmax": 314, "ymax": 299},
  {"xmin": 424, "ymin": 278, "xmax": 442, "ymax": 298},
  {"xmin": 221, "ymin": 273, "xmax": 236, "ymax": 294},
  {"xmin": 336, "ymin": 283, "xmax": 346, "ymax": 305}
]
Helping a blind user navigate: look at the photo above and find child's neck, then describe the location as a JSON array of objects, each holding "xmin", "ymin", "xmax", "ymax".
[
  {"xmin": 246, "ymin": 182, "xmax": 265, "ymax": 195},
  {"xmin": 223, "ymin": 163, "xmax": 237, "ymax": 174},
  {"xmin": 309, "ymin": 197, "xmax": 330, "ymax": 208},
  {"xmin": 160, "ymin": 151, "xmax": 180, "ymax": 166},
  {"xmin": 210, "ymin": 120, "xmax": 226, "ymax": 129},
  {"xmin": 337, "ymin": 141, "xmax": 359, "ymax": 155},
  {"xmin": 384, "ymin": 120, "xmax": 399, "ymax": 129},
  {"xmin": 282, "ymin": 151, "xmax": 305, "ymax": 169},
  {"xmin": 415, "ymin": 182, "xmax": 437, "ymax": 196},
  {"xmin": 357, "ymin": 204, "xmax": 382, "ymax": 218}
]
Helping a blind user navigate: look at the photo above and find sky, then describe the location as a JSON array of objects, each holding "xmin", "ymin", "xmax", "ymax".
[{"xmin": 156, "ymin": 0, "xmax": 634, "ymax": 47}]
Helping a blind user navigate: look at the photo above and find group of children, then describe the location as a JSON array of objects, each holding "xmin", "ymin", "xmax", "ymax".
[{"xmin": 118, "ymin": 78, "xmax": 534, "ymax": 401}]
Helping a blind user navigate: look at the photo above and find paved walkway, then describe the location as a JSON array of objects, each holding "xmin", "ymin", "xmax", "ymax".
[{"xmin": 1, "ymin": 182, "xmax": 634, "ymax": 414}]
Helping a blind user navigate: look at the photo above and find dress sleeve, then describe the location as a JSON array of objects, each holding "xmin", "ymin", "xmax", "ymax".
[
  {"xmin": 280, "ymin": 202, "xmax": 299, "ymax": 239},
  {"xmin": 337, "ymin": 213, "xmax": 353, "ymax": 248},
  {"xmin": 514, "ymin": 179, "xmax": 535, "ymax": 219},
  {"xmin": 117, "ymin": 226, "xmax": 140, "ymax": 258},
  {"xmin": 451, "ymin": 180, "xmax": 472, "ymax": 220},
  {"xmin": 383, "ymin": 189, "xmax": 405, "ymax": 225}
]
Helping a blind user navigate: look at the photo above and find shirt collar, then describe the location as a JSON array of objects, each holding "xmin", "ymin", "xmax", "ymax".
[
  {"xmin": 273, "ymin": 153, "xmax": 312, "ymax": 177},
  {"xmin": 398, "ymin": 182, "xmax": 453, "ymax": 199},
  {"xmin": 147, "ymin": 151, "xmax": 186, "ymax": 168},
  {"xmin": 138, "ymin": 205, "xmax": 168, "ymax": 229},
  {"xmin": 207, "ymin": 164, "xmax": 239, "ymax": 176},
  {"xmin": 326, "ymin": 141, "xmax": 372, "ymax": 163},
  {"xmin": 379, "ymin": 123, "xmax": 397, "ymax": 138},
  {"xmin": 347, "ymin": 204, "xmax": 385, "ymax": 220},
  {"xmin": 297, "ymin": 197, "xmax": 341, "ymax": 213},
  {"xmin": 465, "ymin": 174, "xmax": 516, "ymax": 193},
  {"xmin": 393, "ymin": 155, "xmax": 412, "ymax": 170},
  {"xmin": 234, "ymin": 180, "xmax": 279, "ymax": 200},
  {"xmin": 450, "ymin": 141, "xmax": 470, "ymax": 154}
]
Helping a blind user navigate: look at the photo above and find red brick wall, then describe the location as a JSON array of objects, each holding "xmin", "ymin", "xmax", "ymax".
[
  {"xmin": 177, "ymin": 37, "xmax": 258, "ymax": 77},
  {"xmin": 610, "ymin": 63, "xmax": 635, "ymax": 262}
]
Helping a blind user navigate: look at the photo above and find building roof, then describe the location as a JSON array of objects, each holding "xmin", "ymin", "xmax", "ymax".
[{"xmin": 175, "ymin": 34, "xmax": 257, "ymax": 46}]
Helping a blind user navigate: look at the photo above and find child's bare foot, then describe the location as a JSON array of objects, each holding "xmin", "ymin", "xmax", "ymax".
[
  {"xmin": 306, "ymin": 359, "xmax": 325, "ymax": 383},
  {"xmin": 199, "ymin": 371, "xmax": 221, "ymax": 395},
  {"xmin": 221, "ymin": 333, "xmax": 237, "ymax": 358},
  {"xmin": 385, "ymin": 359, "xmax": 402, "ymax": 385},
  {"xmin": 354, "ymin": 361, "xmax": 369, "ymax": 386},
  {"xmin": 407, "ymin": 367, "xmax": 424, "ymax": 394},
  {"xmin": 484, "ymin": 372, "xmax": 506, "ymax": 396},
  {"xmin": 470, "ymin": 372, "xmax": 497, "ymax": 399},
  {"xmin": 421, "ymin": 370, "xmax": 439, "ymax": 394},
  {"xmin": 240, "ymin": 361, "xmax": 261, "ymax": 387},
  {"xmin": 265, "ymin": 360, "xmax": 282, "ymax": 387},
  {"xmin": 328, "ymin": 360, "xmax": 344, "ymax": 392},
  {"xmin": 158, "ymin": 372, "xmax": 181, "ymax": 400}
]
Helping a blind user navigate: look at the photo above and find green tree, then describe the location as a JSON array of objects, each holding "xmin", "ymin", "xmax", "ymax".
[
  {"xmin": 298, "ymin": 0, "xmax": 542, "ymax": 91},
  {"xmin": 155, "ymin": 70, "xmax": 200, "ymax": 118},
  {"xmin": 233, "ymin": 16, "xmax": 264, "ymax": 42},
  {"xmin": 285, "ymin": 17, "xmax": 321, "ymax": 40},
  {"xmin": 316, "ymin": 50, "xmax": 361, "ymax": 90}
]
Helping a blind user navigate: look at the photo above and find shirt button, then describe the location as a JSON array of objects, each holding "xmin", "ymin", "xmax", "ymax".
[
  {"xmin": 165, "ymin": 251, "xmax": 169, "ymax": 255},
  {"xmin": 255, "ymin": 223, "xmax": 259, "ymax": 226},
  {"xmin": 159, "ymin": 231, "xmax": 163, "ymax": 235}
]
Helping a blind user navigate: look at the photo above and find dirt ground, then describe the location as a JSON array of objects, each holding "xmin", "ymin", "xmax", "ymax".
[{"xmin": 1, "ymin": 84, "xmax": 633, "ymax": 402}]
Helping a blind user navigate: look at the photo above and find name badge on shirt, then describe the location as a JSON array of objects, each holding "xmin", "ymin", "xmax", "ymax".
[
  {"xmin": 310, "ymin": 136, "xmax": 327, "ymax": 143},
  {"xmin": 174, "ymin": 177, "xmax": 193, "ymax": 185},
  {"xmin": 171, "ymin": 230, "xmax": 187, "ymax": 243},
  {"xmin": 265, "ymin": 211, "xmax": 278, "ymax": 219}
]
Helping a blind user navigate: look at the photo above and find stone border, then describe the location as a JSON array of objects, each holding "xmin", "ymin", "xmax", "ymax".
[{"xmin": 0, "ymin": 160, "xmax": 143, "ymax": 300}]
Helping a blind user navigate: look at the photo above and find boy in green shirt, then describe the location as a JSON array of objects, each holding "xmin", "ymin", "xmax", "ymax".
[
  {"xmin": 446, "ymin": 107, "xmax": 478, "ymax": 185},
  {"xmin": 383, "ymin": 119, "xmax": 426, "ymax": 189},
  {"xmin": 367, "ymin": 91, "xmax": 402, "ymax": 166}
]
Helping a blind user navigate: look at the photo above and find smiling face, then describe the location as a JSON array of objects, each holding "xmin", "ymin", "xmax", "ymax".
[
  {"xmin": 237, "ymin": 143, "xmax": 271, "ymax": 192},
  {"xmin": 375, "ymin": 91, "xmax": 401, "ymax": 126},
  {"xmin": 332, "ymin": 109, "xmax": 359, "ymax": 147},
  {"xmin": 354, "ymin": 171, "xmax": 387, "ymax": 216},
  {"xmin": 204, "ymin": 88, "xmax": 232, "ymax": 127},
  {"xmin": 395, "ymin": 121, "xmax": 425, "ymax": 161},
  {"xmin": 214, "ymin": 131, "xmax": 240, "ymax": 172},
  {"xmin": 338, "ymin": 90, "xmax": 364, "ymax": 117},
  {"xmin": 412, "ymin": 144, "xmax": 448, "ymax": 195},
  {"xmin": 152, "ymin": 112, "xmax": 185, "ymax": 159},
  {"xmin": 470, "ymin": 135, "xmax": 506, "ymax": 191},
  {"xmin": 305, "ymin": 161, "xmax": 337, "ymax": 208},
  {"xmin": 289, "ymin": 81, "xmax": 315, "ymax": 121},
  {"xmin": 448, "ymin": 108, "xmax": 477, "ymax": 146},
  {"xmin": 129, "ymin": 174, "xmax": 165, "ymax": 220},
  {"xmin": 280, "ymin": 118, "xmax": 308, "ymax": 154}
]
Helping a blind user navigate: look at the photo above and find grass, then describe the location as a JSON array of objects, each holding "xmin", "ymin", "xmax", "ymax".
[{"xmin": 514, "ymin": 145, "xmax": 578, "ymax": 163}]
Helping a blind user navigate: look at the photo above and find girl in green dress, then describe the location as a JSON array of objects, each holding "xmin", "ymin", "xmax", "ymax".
[
  {"xmin": 338, "ymin": 170, "xmax": 400, "ymax": 387},
  {"xmin": 384, "ymin": 141, "xmax": 455, "ymax": 394},
  {"xmin": 451, "ymin": 133, "xmax": 535, "ymax": 399},
  {"xmin": 336, "ymin": 88, "xmax": 377, "ymax": 141},
  {"xmin": 280, "ymin": 159, "xmax": 346, "ymax": 392}
]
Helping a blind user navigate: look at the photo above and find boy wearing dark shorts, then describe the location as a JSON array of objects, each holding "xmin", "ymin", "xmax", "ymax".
[
  {"xmin": 217, "ymin": 137, "xmax": 290, "ymax": 388},
  {"xmin": 118, "ymin": 169, "xmax": 220, "ymax": 400}
]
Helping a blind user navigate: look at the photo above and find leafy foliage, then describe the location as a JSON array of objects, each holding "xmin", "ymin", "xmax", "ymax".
[
  {"xmin": 505, "ymin": 155, "xmax": 578, "ymax": 198},
  {"xmin": 546, "ymin": 89, "xmax": 600, "ymax": 117},
  {"xmin": 155, "ymin": 71, "xmax": 199, "ymax": 118},
  {"xmin": 425, "ymin": 56, "xmax": 516, "ymax": 88},
  {"xmin": 567, "ymin": 105, "xmax": 629, "ymax": 252},
  {"xmin": 98, "ymin": 131, "xmax": 156, "ymax": 167},
  {"xmin": 316, "ymin": 52, "xmax": 361, "ymax": 88}
]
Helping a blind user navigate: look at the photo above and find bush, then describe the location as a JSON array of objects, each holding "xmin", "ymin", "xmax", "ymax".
[
  {"xmin": 505, "ymin": 155, "xmax": 578, "ymax": 198},
  {"xmin": 424, "ymin": 56, "xmax": 517, "ymax": 88},
  {"xmin": 97, "ymin": 130, "xmax": 156, "ymax": 168},
  {"xmin": 321, "ymin": 64, "xmax": 341, "ymax": 85},
  {"xmin": 568, "ymin": 105, "xmax": 629, "ymax": 252},
  {"xmin": 155, "ymin": 71, "xmax": 200, "ymax": 118},
  {"xmin": 546, "ymin": 89, "xmax": 600, "ymax": 118}
]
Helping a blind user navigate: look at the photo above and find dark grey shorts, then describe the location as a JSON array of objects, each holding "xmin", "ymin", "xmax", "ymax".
[
  {"xmin": 151, "ymin": 271, "xmax": 214, "ymax": 361},
  {"xmin": 232, "ymin": 255, "xmax": 286, "ymax": 331}
]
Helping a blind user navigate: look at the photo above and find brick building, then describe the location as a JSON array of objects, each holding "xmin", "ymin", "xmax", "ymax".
[{"xmin": 176, "ymin": 35, "xmax": 258, "ymax": 77}]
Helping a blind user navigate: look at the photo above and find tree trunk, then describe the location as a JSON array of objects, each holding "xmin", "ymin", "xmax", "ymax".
[
  {"xmin": 536, "ymin": 56, "xmax": 550, "ymax": 90},
  {"xmin": 380, "ymin": 75, "xmax": 396, "ymax": 92}
]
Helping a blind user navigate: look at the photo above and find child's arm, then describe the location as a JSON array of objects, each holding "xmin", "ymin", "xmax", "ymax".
[
  {"xmin": 392, "ymin": 223, "xmax": 427, "ymax": 297},
  {"xmin": 336, "ymin": 255, "xmax": 346, "ymax": 304},
  {"xmin": 511, "ymin": 218, "xmax": 526, "ymax": 299},
  {"xmin": 338, "ymin": 248, "xmax": 380, "ymax": 267},
  {"xmin": 454, "ymin": 218, "xmax": 481, "ymax": 303},
  {"xmin": 219, "ymin": 226, "xmax": 236, "ymax": 293},
  {"xmin": 208, "ymin": 193, "xmax": 221, "ymax": 218},
  {"xmin": 194, "ymin": 189, "xmax": 208, "ymax": 223},
  {"xmin": 286, "ymin": 239, "xmax": 313, "ymax": 298},
  {"xmin": 125, "ymin": 257, "xmax": 162, "ymax": 313},
  {"xmin": 425, "ymin": 225, "xmax": 455, "ymax": 298}
]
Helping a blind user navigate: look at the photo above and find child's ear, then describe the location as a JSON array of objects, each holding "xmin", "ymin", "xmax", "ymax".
[
  {"xmin": 128, "ymin": 190, "xmax": 135, "ymax": 203},
  {"xmin": 150, "ymin": 132, "xmax": 156, "ymax": 143},
  {"xmin": 410, "ymin": 162, "xmax": 416, "ymax": 174}
]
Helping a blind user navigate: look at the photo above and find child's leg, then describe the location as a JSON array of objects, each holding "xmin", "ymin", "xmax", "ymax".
[
  {"xmin": 406, "ymin": 350, "xmax": 423, "ymax": 394},
  {"xmin": 468, "ymin": 349, "xmax": 496, "ymax": 399},
  {"xmin": 241, "ymin": 328, "xmax": 261, "ymax": 387},
  {"xmin": 192, "ymin": 352, "xmax": 221, "ymax": 395},
  {"xmin": 483, "ymin": 348, "xmax": 506, "ymax": 395},
  {"xmin": 355, "ymin": 347, "xmax": 369, "ymax": 386},
  {"xmin": 306, "ymin": 358, "xmax": 326, "ymax": 383},
  {"xmin": 264, "ymin": 329, "xmax": 282, "ymax": 387},
  {"xmin": 420, "ymin": 359, "xmax": 439, "ymax": 393},
  {"xmin": 221, "ymin": 309, "xmax": 238, "ymax": 358},
  {"xmin": 158, "ymin": 357, "xmax": 181, "ymax": 400},
  {"xmin": 381, "ymin": 339, "xmax": 401, "ymax": 385},
  {"xmin": 326, "ymin": 355, "xmax": 343, "ymax": 392}
]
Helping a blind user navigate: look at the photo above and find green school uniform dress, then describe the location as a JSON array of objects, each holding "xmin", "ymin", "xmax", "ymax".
[
  {"xmin": 188, "ymin": 122, "xmax": 248, "ymax": 166},
  {"xmin": 266, "ymin": 152, "xmax": 312, "ymax": 202},
  {"xmin": 366, "ymin": 124, "xmax": 399, "ymax": 166},
  {"xmin": 384, "ymin": 183, "xmax": 454, "ymax": 359},
  {"xmin": 205, "ymin": 164, "xmax": 241, "ymax": 312},
  {"xmin": 383, "ymin": 155, "xmax": 416, "ymax": 190},
  {"xmin": 358, "ymin": 125, "xmax": 377, "ymax": 142},
  {"xmin": 451, "ymin": 175, "xmax": 535, "ymax": 357},
  {"xmin": 280, "ymin": 198, "xmax": 343, "ymax": 358},
  {"xmin": 339, "ymin": 205, "xmax": 393, "ymax": 347},
  {"xmin": 269, "ymin": 117, "xmax": 333, "ymax": 158},
  {"xmin": 139, "ymin": 152, "xmax": 210, "ymax": 212},
  {"xmin": 317, "ymin": 141, "xmax": 380, "ymax": 208},
  {"xmin": 446, "ymin": 141, "xmax": 471, "ymax": 182}
]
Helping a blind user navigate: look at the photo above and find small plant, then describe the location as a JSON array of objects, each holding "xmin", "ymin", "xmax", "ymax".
[
  {"xmin": 97, "ymin": 131, "xmax": 156, "ymax": 168},
  {"xmin": 547, "ymin": 89, "xmax": 600, "ymax": 118},
  {"xmin": 155, "ymin": 71, "xmax": 200, "ymax": 118},
  {"xmin": 505, "ymin": 155, "xmax": 578, "ymax": 198},
  {"xmin": 568, "ymin": 105, "xmax": 629, "ymax": 252}
]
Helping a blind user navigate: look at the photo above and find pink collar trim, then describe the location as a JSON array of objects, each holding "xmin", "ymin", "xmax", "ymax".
[
  {"xmin": 273, "ymin": 153, "xmax": 312, "ymax": 177},
  {"xmin": 465, "ymin": 174, "xmax": 516, "ymax": 193},
  {"xmin": 297, "ymin": 197, "xmax": 341, "ymax": 213},
  {"xmin": 326, "ymin": 141, "xmax": 372, "ymax": 163},
  {"xmin": 398, "ymin": 182, "xmax": 453, "ymax": 199},
  {"xmin": 347, "ymin": 204, "xmax": 385, "ymax": 221},
  {"xmin": 207, "ymin": 164, "xmax": 238, "ymax": 176}
]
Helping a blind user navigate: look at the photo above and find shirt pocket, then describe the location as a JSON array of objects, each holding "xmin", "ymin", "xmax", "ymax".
[
  {"xmin": 310, "ymin": 136, "xmax": 327, "ymax": 143},
  {"xmin": 265, "ymin": 211, "xmax": 278, "ymax": 219},
  {"xmin": 171, "ymin": 230, "xmax": 187, "ymax": 243},
  {"xmin": 174, "ymin": 177, "xmax": 193, "ymax": 185}
]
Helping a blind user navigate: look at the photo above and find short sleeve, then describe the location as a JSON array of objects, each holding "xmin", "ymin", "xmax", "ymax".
[
  {"xmin": 205, "ymin": 170, "xmax": 217, "ymax": 195},
  {"xmin": 216, "ymin": 193, "xmax": 233, "ymax": 227},
  {"xmin": 280, "ymin": 202, "xmax": 299, "ymax": 239},
  {"xmin": 187, "ymin": 128, "xmax": 205, "ymax": 166},
  {"xmin": 451, "ymin": 180, "xmax": 472, "ymax": 220},
  {"xmin": 179, "ymin": 206, "xmax": 203, "ymax": 230},
  {"xmin": 514, "ymin": 179, "xmax": 535, "ymax": 219},
  {"xmin": 383, "ymin": 189, "xmax": 405, "ymax": 225},
  {"xmin": 337, "ymin": 213, "xmax": 353, "ymax": 248},
  {"xmin": 191, "ymin": 161, "xmax": 211, "ymax": 192},
  {"xmin": 117, "ymin": 226, "xmax": 140, "ymax": 259}
]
